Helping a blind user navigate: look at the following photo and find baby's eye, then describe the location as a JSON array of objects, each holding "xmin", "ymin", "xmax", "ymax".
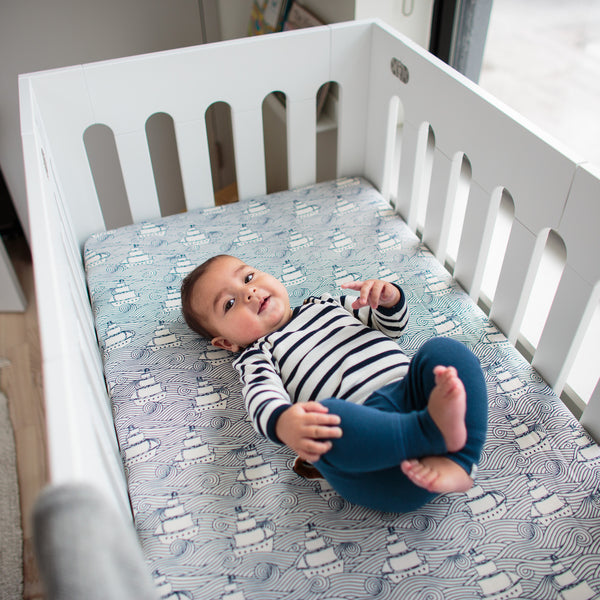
[
  {"xmin": 245, "ymin": 272, "xmax": 254, "ymax": 283},
  {"xmin": 224, "ymin": 298, "xmax": 235, "ymax": 312}
]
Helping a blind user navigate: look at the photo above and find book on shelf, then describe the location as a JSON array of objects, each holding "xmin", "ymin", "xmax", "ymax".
[
  {"xmin": 248, "ymin": 0, "xmax": 292, "ymax": 36},
  {"xmin": 282, "ymin": 1, "xmax": 324, "ymax": 30}
]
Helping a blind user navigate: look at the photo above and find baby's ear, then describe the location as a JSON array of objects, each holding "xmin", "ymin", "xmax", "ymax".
[{"xmin": 211, "ymin": 336, "xmax": 241, "ymax": 353}]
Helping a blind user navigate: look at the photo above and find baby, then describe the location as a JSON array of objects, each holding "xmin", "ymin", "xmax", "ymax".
[{"xmin": 181, "ymin": 254, "xmax": 488, "ymax": 512}]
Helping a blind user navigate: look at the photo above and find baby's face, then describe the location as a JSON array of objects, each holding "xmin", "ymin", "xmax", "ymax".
[{"xmin": 190, "ymin": 255, "xmax": 292, "ymax": 352}]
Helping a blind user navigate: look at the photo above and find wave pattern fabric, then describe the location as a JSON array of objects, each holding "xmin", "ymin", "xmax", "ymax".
[{"xmin": 84, "ymin": 178, "xmax": 600, "ymax": 600}]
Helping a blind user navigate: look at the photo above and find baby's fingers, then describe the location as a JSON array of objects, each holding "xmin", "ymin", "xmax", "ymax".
[
  {"xmin": 306, "ymin": 423, "xmax": 343, "ymax": 440},
  {"xmin": 340, "ymin": 280, "xmax": 364, "ymax": 291},
  {"xmin": 299, "ymin": 439, "xmax": 333, "ymax": 463},
  {"xmin": 342, "ymin": 280, "xmax": 373, "ymax": 308},
  {"xmin": 302, "ymin": 401, "xmax": 331, "ymax": 414}
]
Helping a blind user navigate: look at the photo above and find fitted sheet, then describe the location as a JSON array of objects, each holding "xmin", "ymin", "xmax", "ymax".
[{"xmin": 85, "ymin": 178, "xmax": 600, "ymax": 599}]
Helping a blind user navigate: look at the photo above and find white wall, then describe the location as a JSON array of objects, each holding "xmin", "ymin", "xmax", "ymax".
[{"xmin": 1, "ymin": 0, "xmax": 204, "ymax": 239}]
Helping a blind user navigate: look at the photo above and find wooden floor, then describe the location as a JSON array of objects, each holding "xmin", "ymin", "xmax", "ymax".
[{"xmin": 1, "ymin": 236, "xmax": 47, "ymax": 599}]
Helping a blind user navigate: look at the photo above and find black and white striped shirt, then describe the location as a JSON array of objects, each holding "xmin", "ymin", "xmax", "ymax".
[{"xmin": 233, "ymin": 288, "xmax": 410, "ymax": 442}]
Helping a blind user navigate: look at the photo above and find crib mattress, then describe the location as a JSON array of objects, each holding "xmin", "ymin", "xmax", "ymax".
[{"xmin": 84, "ymin": 178, "xmax": 600, "ymax": 599}]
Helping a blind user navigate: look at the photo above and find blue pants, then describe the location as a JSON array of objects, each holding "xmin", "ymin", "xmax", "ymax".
[{"xmin": 314, "ymin": 337, "xmax": 488, "ymax": 512}]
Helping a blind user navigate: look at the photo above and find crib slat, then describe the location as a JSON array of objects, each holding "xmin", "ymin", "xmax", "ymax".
[
  {"xmin": 535, "ymin": 163, "xmax": 600, "ymax": 396},
  {"xmin": 394, "ymin": 121, "xmax": 420, "ymax": 225},
  {"xmin": 454, "ymin": 184, "xmax": 499, "ymax": 300},
  {"xmin": 231, "ymin": 107, "xmax": 266, "ymax": 200},
  {"xmin": 581, "ymin": 380, "xmax": 600, "ymax": 441},
  {"xmin": 174, "ymin": 119, "xmax": 215, "ymax": 210},
  {"xmin": 422, "ymin": 148, "xmax": 457, "ymax": 263},
  {"xmin": 533, "ymin": 267, "xmax": 596, "ymax": 393},
  {"xmin": 287, "ymin": 98, "xmax": 317, "ymax": 189},
  {"xmin": 114, "ymin": 130, "xmax": 162, "ymax": 221},
  {"xmin": 331, "ymin": 21, "xmax": 371, "ymax": 179},
  {"xmin": 490, "ymin": 221, "xmax": 545, "ymax": 343}
]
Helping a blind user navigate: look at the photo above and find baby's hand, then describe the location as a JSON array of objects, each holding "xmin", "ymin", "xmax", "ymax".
[
  {"xmin": 275, "ymin": 402, "xmax": 342, "ymax": 463},
  {"xmin": 341, "ymin": 279, "xmax": 400, "ymax": 309}
]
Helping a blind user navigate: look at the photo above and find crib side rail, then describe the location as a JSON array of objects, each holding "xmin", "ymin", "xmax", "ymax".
[
  {"xmin": 20, "ymin": 78, "xmax": 132, "ymax": 519},
  {"xmin": 363, "ymin": 22, "xmax": 600, "ymax": 431},
  {"xmin": 22, "ymin": 27, "xmax": 348, "ymax": 249}
]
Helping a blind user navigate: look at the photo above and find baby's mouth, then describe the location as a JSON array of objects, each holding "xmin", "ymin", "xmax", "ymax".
[{"xmin": 258, "ymin": 296, "xmax": 270, "ymax": 314}]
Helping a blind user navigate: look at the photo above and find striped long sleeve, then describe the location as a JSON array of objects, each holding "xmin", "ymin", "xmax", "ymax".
[{"xmin": 233, "ymin": 286, "xmax": 410, "ymax": 442}]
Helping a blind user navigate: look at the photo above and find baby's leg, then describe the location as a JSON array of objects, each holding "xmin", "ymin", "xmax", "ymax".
[
  {"xmin": 396, "ymin": 364, "xmax": 471, "ymax": 494},
  {"xmin": 401, "ymin": 456, "xmax": 473, "ymax": 493},
  {"xmin": 314, "ymin": 397, "xmax": 447, "ymax": 474},
  {"xmin": 398, "ymin": 338, "xmax": 488, "ymax": 493},
  {"xmin": 426, "ymin": 365, "xmax": 467, "ymax": 453}
]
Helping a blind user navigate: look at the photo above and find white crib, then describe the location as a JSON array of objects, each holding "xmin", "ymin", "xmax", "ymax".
[{"xmin": 20, "ymin": 20, "xmax": 600, "ymax": 599}]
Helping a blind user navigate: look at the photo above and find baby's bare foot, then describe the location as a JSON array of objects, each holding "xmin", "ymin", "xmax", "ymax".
[
  {"xmin": 401, "ymin": 456, "xmax": 473, "ymax": 494},
  {"xmin": 428, "ymin": 366, "xmax": 467, "ymax": 453}
]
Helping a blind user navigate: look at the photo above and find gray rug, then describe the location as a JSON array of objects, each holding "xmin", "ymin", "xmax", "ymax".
[{"xmin": 0, "ymin": 380, "xmax": 23, "ymax": 600}]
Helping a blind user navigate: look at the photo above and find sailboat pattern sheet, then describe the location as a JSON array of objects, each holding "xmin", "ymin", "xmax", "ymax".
[{"xmin": 84, "ymin": 178, "xmax": 600, "ymax": 600}]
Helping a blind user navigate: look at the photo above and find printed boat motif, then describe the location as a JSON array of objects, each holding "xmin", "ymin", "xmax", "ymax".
[
  {"xmin": 465, "ymin": 485, "xmax": 507, "ymax": 522},
  {"xmin": 155, "ymin": 494, "xmax": 199, "ymax": 544},
  {"xmin": 483, "ymin": 325, "xmax": 508, "ymax": 344},
  {"xmin": 377, "ymin": 264, "xmax": 401, "ymax": 284},
  {"xmin": 509, "ymin": 417, "xmax": 551, "ymax": 456},
  {"xmin": 244, "ymin": 200, "xmax": 268, "ymax": 215},
  {"xmin": 317, "ymin": 479, "xmax": 338, "ymax": 502},
  {"xmin": 237, "ymin": 447, "xmax": 277, "ymax": 489},
  {"xmin": 152, "ymin": 570, "xmax": 191, "ymax": 600},
  {"xmin": 424, "ymin": 271, "xmax": 452, "ymax": 296},
  {"xmin": 198, "ymin": 348, "xmax": 231, "ymax": 365},
  {"xmin": 232, "ymin": 507, "xmax": 275, "ymax": 557},
  {"xmin": 334, "ymin": 197, "xmax": 357, "ymax": 214},
  {"xmin": 377, "ymin": 230, "xmax": 402, "ymax": 252},
  {"xmin": 297, "ymin": 525, "xmax": 344, "ymax": 578},
  {"xmin": 571, "ymin": 427, "xmax": 600, "ymax": 463},
  {"xmin": 104, "ymin": 322, "xmax": 134, "ymax": 352},
  {"xmin": 288, "ymin": 229, "xmax": 313, "ymax": 251},
  {"xmin": 122, "ymin": 425, "xmax": 160, "ymax": 465},
  {"xmin": 332, "ymin": 265, "xmax": 358, "ymax": 287},
  {"xmin": 293, "ymin": 199, "xmax": 319, "ymax": 217},
  {"xmin": 131, "ymin": 369, "xmax": 166, "ymax": 405},
  {"xmin": 175, "ymin": 426, "xmax": 215, "ymax": 468},
  {"xmin": 471, "ymin": 551, "xmax": 522, "ymax": 600},
  {"xmin": 430, "ymin": 310, "xmax": 462, "ymax": 336},
  {"xmin": 181, "ymin": 225, "xmax": 209, "ymax": 246},
  {"xmin": 162, "ymin": 286, "xmax": 181, "ymax": 312},
  {"xmin": 194, "ymin": 379, "xmax": 227, "ymax": 412},
  {"xmin": 527, "ymin": 476, "xmax": 573, "ymax": 525},
  {"xmin": 381, "ymin": 527, "xmax": 428, "ymax": 582},
  {"xmin": 148, "ymin": 322, "xmax": 181, "ymax": 351},
  {"xmin": 139, "ymin": 221, "xmax": 166, "ymax": 237},
  {"xmin": 550, "ymin": 557, "xmax": 598, "ymax": 600},
  {"xmin": 109, "ymin": 280, "xmax": 139, "ymax": 306},
  {"xmin": 329, "ymin": 228, "xmax": 354, "ymax": 252},
  {"xmin": 123, "ymin": 245, "xmax": 152, "ymax": 267},
  {"xmin": 495, "ymin": 369, "xmax": 527, "ymax": 399},
  {"xmin": 170, "ymin": 255, "xmax": 194, "ymax": 277},
  {"xmin": 85, "ymin": 248, "xmax": 109, "ymax": 267},
  {"xmin": 281, "ymin": 261, "xmax": 306, "ymax": 286},
  {"xmin": 234, "ymin": 226, "xmax": 261, "ymax": 245}
]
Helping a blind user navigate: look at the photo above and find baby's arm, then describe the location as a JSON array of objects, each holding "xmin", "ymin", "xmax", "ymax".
[
  {"xmin": 341, "ymin": 279, "xmax": 401, "ymax": 309},
  {"xmin": 340, "ymin": 279, "xmax": 408, "ymax": 339},
  {"xmin": 275, "ymin": 402, "xmax": 342, "ymax": 463}
]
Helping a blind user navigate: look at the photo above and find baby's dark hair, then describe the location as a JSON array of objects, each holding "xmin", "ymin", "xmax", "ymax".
[{"xmin": 181, "ymin": 254, "xmax": 229, "ymax": 338}]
